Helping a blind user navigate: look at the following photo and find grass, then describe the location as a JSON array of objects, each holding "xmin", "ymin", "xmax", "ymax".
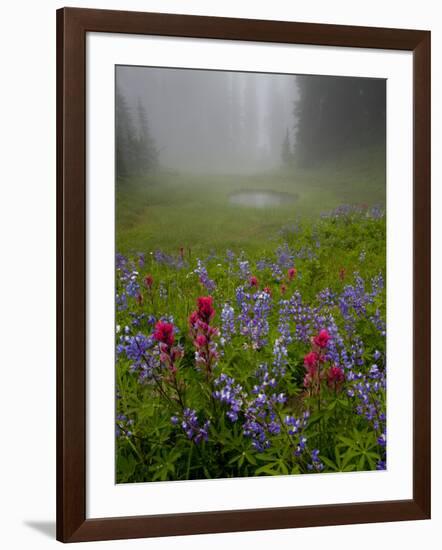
[
  {"xmin": 116, "ymin": 148, "xmax": 385, "ymax": 256},
  {"xmin": 115, "ymin": 151, "xmax": 387, "ymax": 482}
]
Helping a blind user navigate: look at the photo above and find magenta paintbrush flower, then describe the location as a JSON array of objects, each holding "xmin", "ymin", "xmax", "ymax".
[
  {"xmin": 196, "ymin": 296, "xmax": 215, "ymax": 323},
  {"xmin": 313, "ymin": 329, "xmax": 330, "ymax": 349},
  {"xmin": 153, "ymin": 321, "xmax": 175, "ymax": 347}
]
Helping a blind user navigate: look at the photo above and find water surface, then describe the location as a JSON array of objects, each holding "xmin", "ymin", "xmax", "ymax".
[{"xmin": 229, "ymin": 190, "xmax": 298, "ymax": 208}]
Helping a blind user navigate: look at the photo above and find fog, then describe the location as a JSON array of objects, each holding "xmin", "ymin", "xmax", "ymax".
[
  {"xmin": 116, "ymin": 66, "xmax": 386, "ymax": 179},
  {"xmin": 116, "ymin": 66, "xmax": 297, "ymax": 174}
]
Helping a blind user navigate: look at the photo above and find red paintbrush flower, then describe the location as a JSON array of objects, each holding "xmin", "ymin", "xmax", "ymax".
[
  {"xmin": 153, "ymin": 321, "xmax": 175, "ymax": 347},
  {"xmin": 304, "ymin": 351, "xmax": 319, "ymax": 368},
  {"xmin": 194, "ymin": 334, "xmax": 207, "ymax": 347},
  {"xmin": 144, "ymin": 274, "xmax": 154, "ymax": 288},
  {"xmin": 328, "ymin": 365, "xmax": 345, "ymax": 387},
  {"xmin": 288, "ymin": 267, "xmax": 297, "ymax": 281},
  {"xmin": 249, "ymin": 276, "xmax": 259, "ymax": 288},
  {"xmin": 313, "ymin": 329, "xmax": 330, "ymax": 349},
  {"xmin": 197, "ymin": 296, "xmax": 215, "ymax": 323},
  {"xmin": 188, "ymin": 310, "xmax": 199, "ymax": 328},
  {"xmin": 303, "ymin": 351, "xmax": 319, "ymax": 376}
]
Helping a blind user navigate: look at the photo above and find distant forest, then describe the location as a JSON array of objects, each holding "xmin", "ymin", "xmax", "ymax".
[
  {"xmin": 294, "ymin": 75, "xmax": 386, "ymax": 167},
  {"xmin": 116, "ymin": 92, "xmax": 158, "ymax": 177},
  {"xmin": 115, "ymin": 69, "xmax": 386, "ymax": 177}
]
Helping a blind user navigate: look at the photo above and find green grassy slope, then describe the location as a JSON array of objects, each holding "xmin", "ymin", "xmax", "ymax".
[{"xmin": 116, "ymin": 148, "xmax": 385, "ymax": 256}]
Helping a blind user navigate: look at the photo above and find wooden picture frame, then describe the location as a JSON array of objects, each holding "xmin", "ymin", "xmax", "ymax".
[{"xmin": 56, "ymin": 7, "xmax": 431, "ymax": 542}]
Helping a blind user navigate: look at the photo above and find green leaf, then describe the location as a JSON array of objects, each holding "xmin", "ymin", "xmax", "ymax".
[
  {"xmin": 255, "ymin": 464, "xmax": 279, "ymax": 476},
  {"xmin": 321, "ymin": 456, "xmax": 338, "ymax": 471},
  {"xmin": 338, "ymin": 435, "xmax": 357, "ymax": 448},
  {"xmin": 278, "ymin": 461, "xmax": 289, "ymax": 476},
  {"xmin": 357, "ymin": 455, "xmax": 366, "ymax": 470},
  {"xmin": 334, "ymin": 446, "xmax": 342, "ymax": 468},
  {"xmin": 341, "ymin": 449, "xmax": 359, "ymax": 468},
  {"xmin": 256, "ymin": 453, "xmax": 278, "ymax": 462},
  {"xmin": 244, "ymin": 451, "xmax": 257, "ymax": 466}
]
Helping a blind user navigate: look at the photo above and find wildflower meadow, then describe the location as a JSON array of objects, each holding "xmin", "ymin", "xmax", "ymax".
[
  {"xmin": 115, "ymin": 65, "xmax": 386, "ymax": 483},
  {"xmin": 116, "ymin": 201, "xmax": 386, "ymax": 483}
]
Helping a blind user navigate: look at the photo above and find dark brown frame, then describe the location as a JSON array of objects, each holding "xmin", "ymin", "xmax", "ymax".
[{"xmin": 57, "ymin": 7, "xmax": 431, "ymax": 543}]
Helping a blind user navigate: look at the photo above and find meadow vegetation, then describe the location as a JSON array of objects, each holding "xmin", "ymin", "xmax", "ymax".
[{"xmin": 115, "ymin": 159, "xmax": 386, "ymax": 482}]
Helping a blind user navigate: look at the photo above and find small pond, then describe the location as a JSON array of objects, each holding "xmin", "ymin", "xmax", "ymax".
[{"xmin": 229, "ymin": 190, "xmax": 298, "ymax": 208}]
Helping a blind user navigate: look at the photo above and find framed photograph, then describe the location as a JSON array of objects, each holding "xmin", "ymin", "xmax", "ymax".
[{"xmin": 57, "ymin": 7, "xmax": 431, "ymax": 542}]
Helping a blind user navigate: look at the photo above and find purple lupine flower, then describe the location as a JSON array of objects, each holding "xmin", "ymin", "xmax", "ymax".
[
  {"xmin": 284, "ymin": 411, "xmax": 309, "ymax": 436},
  {"xmin": 131, "ymin": 351, "xmax": 161, "ymax": 383},
  {"xmin": 213, "ymin": 374, "xmax": 244, "ymax": 422},
  {"xmin": 116, "ymin": 292, "xmax": 128, "ymax": 311},
  {"xmin": 235, "ymin": 284, "xmax": 250, "ymax": 307},
  {"xmin": 125, "ymin": 274, "xmax": 140, "ymax": 298},
  {"xmin": 226, "ymin": 249, "xmax": 235, "ymax": 265},
  {"xmin": 348, "ymin": 364, "xmax": 386, "ymax": 436},
  {"xmin": 320, "ymin": 316, "xmax": 345, "ymax": 366},
  {"xmin": 287, "ymin": 292, "xmax": 313, "ymax": 344},
  {"xmin": 220, "ymin": 303, "xmax": 235, "ymax": 345},
  {"xmin": 307, "ymin": 449, "xmax": 324, "ymax": 472},
  {"xmin": 116, "ymin": 253, "xmax": 128, "ymax": 270},
  {"xmin": 256, "ymin": 258, "xmax": 270, "ymax": 271},
  {"xmin": 116, "ymin": 414, "xmax": 134, "ymax": 438},
  {"xmin": 137, "ymin": 253, "xmax": 145, "ymax": 268},
  {"xmin": 370, "ymin": 205, "xmax": 385, "ymax": 219},
  {"xmin": 272, "ymin": 337, "xmax": 288, "ymax": 374},
  {"xmin": 154, "ymin": 249, "xmax": 186, "ymax": 270},
  {"xmin": 270, "ymin": 262, "xmax": 284, "ymax": 282},
  {"xmin": 117, "ymin": 332, "xmax": 161, "ymax": 383},
  {"xmin": 294, "ymin": 436, "xmax": 307, "ymax": 456},
  {"xmin": 194, "ymin": 259, "xmax": 216, "ymax": 292},
  {"xmin": 178, "ymin": 408, "xmax": 210, "ymax": 444},
  {"xmin": 316, "ymin": 288, "xmax": 337, "ymax": 309},
  {"xmin": 238, "ymin": 259, "xmax": 251, "ymax": 281},
  {"xmin": 236, "ymin": 285, "xmax": 252, "ymax": 337},
  {"xmin": 277, "ymin": 299, "xmax": 292, "ymax": 345},
  {"xmin": 120, "ymin": 333, "xmax": 155, "ymax": 362},
  {"xmin": 129, "ymin": 312, "xmax": 146, "ymax": 328},
  {"xmin": 248, "ymin": 290, "xmax": 272, "ymax": 349},
  {"xmin": 370, "ymin": 308, "xmax": 386, "ymax": 336},
  {"xmin": 276, "ymin": 243, "xmax": 294, "ymax": 268},
  {"xmin": 242, "ymin": 365, "xmax": 288, "ymax": 452},
  {"xmin": 349, "ymin": 337, "xmax": 365, "ymax": 368}
]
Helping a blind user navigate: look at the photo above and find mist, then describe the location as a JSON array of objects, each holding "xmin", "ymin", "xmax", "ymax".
[
  {"xmin": 116, "ymin": 66, "xmax": 297, "ymax": 175},
  {"xmin": 115, "ymin": 66, "xmax": 386, "ymax": 257}
]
